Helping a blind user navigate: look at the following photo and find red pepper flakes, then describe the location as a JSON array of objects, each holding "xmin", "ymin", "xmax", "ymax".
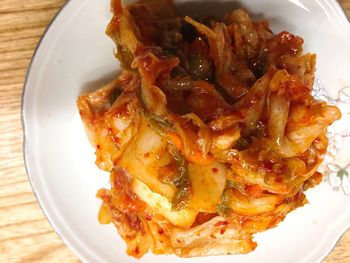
[
  {"xmin": 214, "ymin": 221, "xmax": 228, "ymax": 227},
  {"xmin": 135, "ymin": 245, "xmax": 140, "ymax": 255}
]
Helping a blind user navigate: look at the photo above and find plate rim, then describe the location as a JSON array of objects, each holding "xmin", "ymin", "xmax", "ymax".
[{"xmin": 21, "ymin": 0, "xmax": 350, "ymax": 262}]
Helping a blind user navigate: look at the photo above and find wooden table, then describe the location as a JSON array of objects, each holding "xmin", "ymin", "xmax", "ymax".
[{"xmin": 0, "ymin": 0, "xmax": 349, "ymax": 262}]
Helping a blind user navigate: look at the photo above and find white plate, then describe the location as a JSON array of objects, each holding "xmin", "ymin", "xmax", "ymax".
[{"xmin": 22, "ymin": 0, "xmax": 350, "ymax": 262}]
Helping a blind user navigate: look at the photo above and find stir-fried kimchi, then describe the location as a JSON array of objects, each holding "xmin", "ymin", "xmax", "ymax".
[{"xmin": 77, "ymin": 0, "xmax": 341, "ymax": 258}]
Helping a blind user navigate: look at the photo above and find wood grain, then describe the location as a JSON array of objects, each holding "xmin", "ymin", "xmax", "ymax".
[{"xmin": 0, "ymin": 0, "xmax": 349, "ymax": 262}]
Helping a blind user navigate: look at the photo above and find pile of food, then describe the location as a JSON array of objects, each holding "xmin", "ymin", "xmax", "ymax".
[{"xmin": 77, "ymin": 0, "xmax": 341, "ymax": 258}]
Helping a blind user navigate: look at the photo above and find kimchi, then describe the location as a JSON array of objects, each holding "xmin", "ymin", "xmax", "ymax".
[{"xmin": 77, "ymin": 0, "xmax": 341, "ymax": 258}]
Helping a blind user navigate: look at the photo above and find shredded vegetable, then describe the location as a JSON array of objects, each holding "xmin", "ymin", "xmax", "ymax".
[{"xmin": 77, "ymin": 0, "xmax": 341, "ymax": 258}]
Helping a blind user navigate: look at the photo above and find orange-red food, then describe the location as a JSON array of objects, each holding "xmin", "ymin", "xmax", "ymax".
[{"xmin": 77, "ymin": 0, "xmax": 341, "ymax": 258}]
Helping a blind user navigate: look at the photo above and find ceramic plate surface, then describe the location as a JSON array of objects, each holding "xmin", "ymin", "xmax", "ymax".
[{"xmin": 22, "ymin": 0, "xmax": 350, "ymax": 262}]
